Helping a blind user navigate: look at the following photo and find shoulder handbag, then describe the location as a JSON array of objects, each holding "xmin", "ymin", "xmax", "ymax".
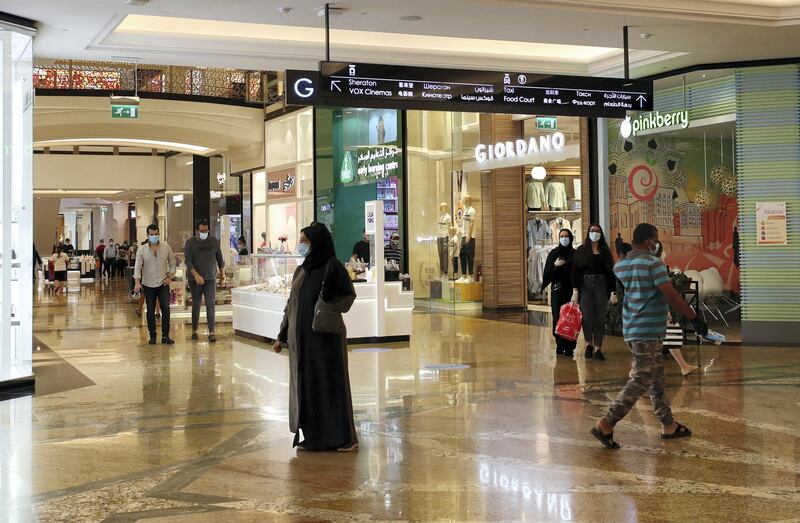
[{"xmin": 312, "ymin": 259, "xmax": 356, "ymax": 335}]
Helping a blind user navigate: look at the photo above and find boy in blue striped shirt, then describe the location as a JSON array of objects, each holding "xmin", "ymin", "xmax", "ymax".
[{"xmin": 590, "ymin": 223, "xmax": 707, "ymax": 449}]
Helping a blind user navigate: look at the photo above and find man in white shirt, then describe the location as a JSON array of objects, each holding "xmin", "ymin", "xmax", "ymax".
[
  {"xmin": 104, "ymin": 239, "xmax": 118, "ymax": 279},
  {"xmin": 134, "ymin": 224, "xmax": 177, "ymax": 345}
]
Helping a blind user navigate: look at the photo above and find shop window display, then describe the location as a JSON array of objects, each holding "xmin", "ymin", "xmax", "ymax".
[
  {"xmin": 607, "ymin": 115, "xmax": 740, "ymax": 340},
  {"xmin": 407, "ymin": 111, "xmax": 483, "ymax": 310}
]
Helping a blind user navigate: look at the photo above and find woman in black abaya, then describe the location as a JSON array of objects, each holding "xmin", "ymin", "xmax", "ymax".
[
  {"xmin": 274, "ymin": 222, "xmax": 358, "ymax": 452},
  {"xmin": 541, "ymin": 228, "xmax": 577, "ymax": 357}
]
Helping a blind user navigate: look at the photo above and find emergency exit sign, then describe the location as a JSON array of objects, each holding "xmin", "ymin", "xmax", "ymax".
[
  {"xmin": 536, "ymin": 117, "xmax": 557, "ymax": 130},
  {"xmin": 111, "ymin": 105, "xmax": 139, "ymax": 119}
]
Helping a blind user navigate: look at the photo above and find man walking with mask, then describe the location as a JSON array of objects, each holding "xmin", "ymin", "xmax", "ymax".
[
  {"xmin": 134, "ymin": 224, "xmax": 176, "ymax": 345},
  {"xmin": 184, "ymin": 220, "xmax": 225, "ymax": 343},
  {"xmin": 591, "ymin": 223, "xmax": 707, "ymax": 449}
]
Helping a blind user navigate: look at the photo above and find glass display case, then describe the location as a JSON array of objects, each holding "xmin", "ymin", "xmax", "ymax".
[
  {"xmin": 1, "ymin": 29, "xmax": 34, "ymax": 389},
  {"xmin": 241, "ymin": 253, "xmax": 304, "ymax": 295}
]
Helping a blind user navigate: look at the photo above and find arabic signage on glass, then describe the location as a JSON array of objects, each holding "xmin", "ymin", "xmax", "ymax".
[{"xmin": 317, "ymin": 62, "xmax": 653, "ymax": 117}]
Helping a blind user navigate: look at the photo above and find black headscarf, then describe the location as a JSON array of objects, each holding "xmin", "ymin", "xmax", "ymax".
[
  {"xmin": 301, "ymin": 221, "xmax": 337, "ymax": 271},
  {"xmin": 542, "ymin": 228, "xmax": 575, "ymax": 290}
]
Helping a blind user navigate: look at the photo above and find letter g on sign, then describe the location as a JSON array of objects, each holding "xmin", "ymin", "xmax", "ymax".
[{"xmin": 293, "ymin": 78, "xmax": 314, "ymax": 98}]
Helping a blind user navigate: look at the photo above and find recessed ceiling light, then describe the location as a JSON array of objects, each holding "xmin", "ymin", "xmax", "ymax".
[
  {"xmin": 640, "ymin": 33, "xmax": 653, "ymax": 39},
  {"xmin": 278, "ymin": 7, "xmax": 291, "ymax": 14},
  {"xmin": 398, "ymin": 15, "xmax": 423, "ymax": 22},
  {"xmin": 361, "ymin": 11, "xmax": 368, "ymax": 15},
  {"xmin": 582, "ymin": 27, "xmax": 589, "ymax": 32},
  {"xmin": 701, "ymin": 74, "xmax": 708, "ymax": 78},
  {"xmin": 317, "ymin": 7, "xmax": 344, "ymax": 17},
  {"xmin": 125, "ymin": 0, "xmax": 151, "ymax": 6}
]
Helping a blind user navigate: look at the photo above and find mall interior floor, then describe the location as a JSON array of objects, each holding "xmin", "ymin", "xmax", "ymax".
[{"xmin": 1, "ymin": 279, "xmax": 798, "ymax": 522}]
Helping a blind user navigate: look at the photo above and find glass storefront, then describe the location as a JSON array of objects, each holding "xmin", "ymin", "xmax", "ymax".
[
  {"xmin": 314, "ymin": 107, "xmax": 404, "ymax": 264},
  {"xmin": 256, "ymin": 107, "xmax": 314, "ymax": 253},
  {"xmin": 607, "ymin": 70, "xmax": 741, "ymax": 341},
  {"xmin": 0, "ymin": 28, "xmax": 34, "ymax": 387},
  {"xmin": 406, "ymin": 111, "xmax": 483, "ymax": 310}
]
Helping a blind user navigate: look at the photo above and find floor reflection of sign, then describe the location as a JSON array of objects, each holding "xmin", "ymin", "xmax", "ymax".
[{"xmin": 756, "ymin": 202, "xmax": 787, "ymax": 245}]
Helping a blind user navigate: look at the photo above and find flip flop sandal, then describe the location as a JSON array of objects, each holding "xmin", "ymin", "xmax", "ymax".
[
  {"xmin": 661, "ymin": 422, "xmax": 692, "ymax": 440},
  {"xmin": 590, "ymin": 427, "xmax": 620, "ymax": 449}
]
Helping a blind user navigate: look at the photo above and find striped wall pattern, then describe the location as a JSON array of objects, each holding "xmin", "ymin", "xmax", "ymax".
[
  {"xmin": 654, "ymin": 76, "xmax": 736, "ymax": 119},
  {"xmin": 735, "ymin": 65, "xmax": 800, "ymax": 322}
]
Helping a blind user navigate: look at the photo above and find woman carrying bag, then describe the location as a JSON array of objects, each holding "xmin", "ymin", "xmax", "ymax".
[
  {"xmin": 541, "ymin": 229, "xmax": 577, "ymax": 357},
  {"xmin": 572, "ymin": 224, "xmax": 617, "ymax": 361},
  {"xmin": 273, "ymin": 222, "xmax": 359, "ymax": 452}
]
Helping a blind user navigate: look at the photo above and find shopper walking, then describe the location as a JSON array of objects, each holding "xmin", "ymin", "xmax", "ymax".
[
  {"xmin": 572, "ymin": 224, "xmax": 617, "ymax": 361},
  {"xmin": 116, "ymin": 242, "xmax": 130, "ymax": 278},
  {"xmin": 591, "ymin": 223, "xmax": 708, "ymax": 449},
  {"xmin": 273, "ymin": 222, "xmax": 358, "ymax": 452},
  {"xmin": 184, "ymin": 220, "xmax": 225, "ymax": 343},
  {"xmin": 541, "ymin": 228, "xmax": 577, "ymax": 357},
  {"xmin": 50, "ymin": 246, "xmax": 70, "ymax": 293},
  {"xmin": 104, "ymin": 239, "xmax": 118, "ymax": 279},
  {"xmin": 133, "ymin": 225, "xmax": 176, "ymax": 345},
  {"xmin": 33, "ymin": 243, "xmax": 42, "ymax": 281},
  {"xmin": 95, "ymin": 239, "xmax": 106, "ymax": 278}
]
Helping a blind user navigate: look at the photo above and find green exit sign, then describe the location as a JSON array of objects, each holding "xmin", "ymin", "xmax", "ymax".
[
  {"xmin": 111, "ymin": 105, "xmax": 139, "ymax": 119},
  {"xmin": 536, "ymin": 117, "xmax": 557, "ymax": 130}
]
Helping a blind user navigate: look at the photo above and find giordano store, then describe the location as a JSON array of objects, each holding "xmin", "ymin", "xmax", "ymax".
[
  {"xmin": 263, "ymin": 71, "xmax": 601, "ymax": 315},
  {"xmin": 603, "ymin": 62, "xmax": 800, "ymax": 344}
]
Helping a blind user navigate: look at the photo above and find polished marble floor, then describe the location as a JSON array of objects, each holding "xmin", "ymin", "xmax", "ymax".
[{"xmin": 1, "ymin": 279, "xmax": 799, "ymax": 522}]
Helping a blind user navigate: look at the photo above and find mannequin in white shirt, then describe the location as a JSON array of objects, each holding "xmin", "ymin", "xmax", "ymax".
[
  {"xmin": 458, "ymin": 195, "xmax": 478, "ymax": 283},
  {"xmin": 437, "ymin": 202, "xmax": 453, "ymax": 279}
]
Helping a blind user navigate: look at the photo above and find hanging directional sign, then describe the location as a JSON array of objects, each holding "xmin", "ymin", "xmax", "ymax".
[{"xmin": 314, "ymin": 62, "xmax": 652, "ymax": 117}]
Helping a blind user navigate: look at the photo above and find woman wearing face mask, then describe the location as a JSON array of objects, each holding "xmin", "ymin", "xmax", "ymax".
[
  {"xmin": 273, "ymin": 222, "xmax": 358, "ymax": 452},
  {"xmin": 572, "ymin": 224, "xmax": 617, "ymax": 361},
  {"xmin": 541, "ymin": 229, "xmax": 577, "ymax": 356}
]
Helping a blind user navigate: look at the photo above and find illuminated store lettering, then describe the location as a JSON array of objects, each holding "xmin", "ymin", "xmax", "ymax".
[{"xmin": 475, "ymin": 132, "xmax": 566, "ymax": 163}]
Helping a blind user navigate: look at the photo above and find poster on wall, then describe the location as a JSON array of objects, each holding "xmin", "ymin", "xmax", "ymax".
[{"xmin": 756, "ymin": 202, "xmax": 787, "ymax": 245}]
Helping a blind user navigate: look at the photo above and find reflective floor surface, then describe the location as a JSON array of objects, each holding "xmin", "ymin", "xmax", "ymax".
[{"xmin": 1, "ymin": 279, "xmax": 799, "ymax": 522}]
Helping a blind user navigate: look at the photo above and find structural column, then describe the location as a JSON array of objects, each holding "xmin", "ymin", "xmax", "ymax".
[{"xmin": 192, "ymin": 155, "xmax": 210, "ymax": 227}]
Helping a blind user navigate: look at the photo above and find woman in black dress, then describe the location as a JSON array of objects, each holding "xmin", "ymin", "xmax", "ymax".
[
  {"xmin": 274, "ymin": 222, "xmax": 358, "ymax": 452},
  {"xmin": 571, "ymin": 224, "xmax": 617, "ymax": 361},
  {"xmin": 541, "ymin": 228, "xmax": 577, "ymax": 357}
]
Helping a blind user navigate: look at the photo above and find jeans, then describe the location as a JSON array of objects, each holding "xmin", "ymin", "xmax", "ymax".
[
  {"xmin": 143, "ymin": 284, "xmax": 170, "ymax": 338},
  {"xmin": 104, "ymin": 257, "xmax": 116, "ymax": 277},
  {"xmin": 189, "ymin": 279, "xmax": 217, "ymax": 333},
  {"xmin": 460, "ymin": 238, "xmax": 475, "ymax": 276},
  {"xmin": 580, "ymin": 274, "xmax": 608, "ymax": 346},
  {"xmin": 603, "ymin": 340, "xmax": 674, "ymax": 427},
  {"xmin": 437, "ymin": 237, "xmax": 449, "ymax": 275}
]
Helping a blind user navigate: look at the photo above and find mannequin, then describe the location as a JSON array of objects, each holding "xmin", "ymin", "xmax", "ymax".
[
  {"xmin": 458, "ymin": 195, "xmax": 478, "ymax": 283},
  {"xmin": 437, "ymin": 202, "xmax": 453, "ymax": 278},
  {"xmin": 447, "ymin": 226, "xmax": 461, "ymax": 280},
  {"xmin": 525, "ymin": 176, "xmax": 548, "ymax": 211},
  {"xmin": 546, "ymin": 181, "xmax": 569, "ymax": 210}
]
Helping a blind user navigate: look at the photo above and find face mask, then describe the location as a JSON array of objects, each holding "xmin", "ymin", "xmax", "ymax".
[
  {"xmin": 297, "ymin": 243, "xmax": 310, "ymax": 257},
  {"xmin": 391, "ymin": 240, "xmax": 400, "ymax": 246},
  {"xmin": 589, "ymin": 232, "xmax": 602, "ymax": 243},
  {"xmin": 148, "ymin": 235, "xmax": 159, "ymax": 245},
  {"xmin": 199, "ymin": 231, "xmax": 209, "ymax": 240},
  {"xmin": 559, "ymin": 237, "xmax": 571, "ymax": 247}
]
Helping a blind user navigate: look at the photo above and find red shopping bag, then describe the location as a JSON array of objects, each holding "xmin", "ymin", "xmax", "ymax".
[{"xmin": 555, "ymin": 302, "xmax": 583, "ymax": 341}]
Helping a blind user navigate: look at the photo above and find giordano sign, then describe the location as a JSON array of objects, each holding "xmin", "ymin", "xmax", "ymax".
[
  {"xmin": 475, "ymin": 132, "xmax": 566, "ymax": 163},
  {"xmin": 620, "ymin": 110, "xmax": 689, "ymax": 138}
]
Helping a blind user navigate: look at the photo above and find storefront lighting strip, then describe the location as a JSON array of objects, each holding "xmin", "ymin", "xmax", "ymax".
[
  {"xmin": 34, "ymin": 190, "xmax": 124, "ymax": 195},
  {"xmin": 33, "ymin": 138, "xmax": 214, "ymax": 154}
]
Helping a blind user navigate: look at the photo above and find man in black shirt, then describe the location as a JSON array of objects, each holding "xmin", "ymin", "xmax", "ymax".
[{"xmin": 351, "ymin": 230, "xmax": 371, "ymax": 263}]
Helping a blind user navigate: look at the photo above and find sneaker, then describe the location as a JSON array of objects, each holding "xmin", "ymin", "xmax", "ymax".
[
  {"xmin": 584, "ymin": 345, "xmax": 594, "ymax": 359},
  {"xmin": 556, "ymin": 347, "xmax": 564, "ymax": 355},
  {"xmin": 191, "ymin": 332, "xmax": 198, "ymax": 341},
  {"xmin": 564, "ymin": 350, "xmax": 575, "ymax": 358},
  {"xmin": 337, "ymin": 442, "xmax": 359, "ymax": 452},
  {"xmin": 594, "ymin": 350, "xmax": 606, "ymax": 361},
  {"xmin": 161, "ymin": 336, "xmax": 175, "ymax": 345},
  {"xmin": 208, "ymin": 334, "xmax": 216, "ymax": 343},
  {"xmin": 148, "ymin": 336, "xmax": 157, "ymax": 345}
]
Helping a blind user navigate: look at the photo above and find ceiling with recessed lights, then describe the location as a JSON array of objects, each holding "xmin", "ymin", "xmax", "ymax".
[{"xmin": 4, "ymin": 0, "xmax": 800, "ymax": 76}]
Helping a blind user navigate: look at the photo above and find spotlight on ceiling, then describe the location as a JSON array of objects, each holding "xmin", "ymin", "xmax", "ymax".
[
  {"xmin": 398, "ymin": 15, "xmax": 423, "ymax": 22},
  {"xmin": 317, "ymin": 6, "xmax": 344, "ymax": 17}
]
